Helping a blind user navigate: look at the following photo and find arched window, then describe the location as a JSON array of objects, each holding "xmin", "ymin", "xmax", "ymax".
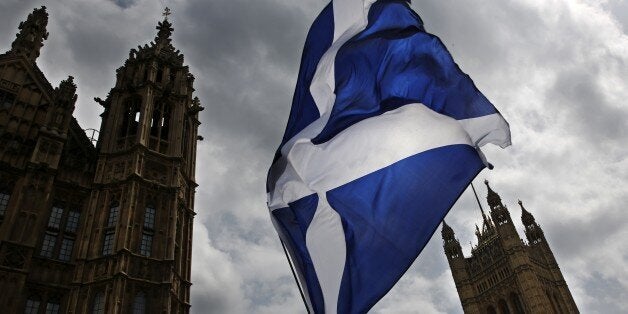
[
  {"xmin": 498, "ymin": 299, "xmax": 510, "ymax": 314},
  {"xmin": 119, "ymin": 96, "xmax": 142, "ymax": 138},
  {"xmin": 92, "ymin": 292, "xmax": 105, "ymax": 314},
  {"xmin": 132, "ymin": 292, "xmax": 146, "ymax": 314},
  {"xmin": 149, "ymin": 101, "xmax": 171, "ymax": 152},
  {"xmin": 103, "ymin": 201, "xmax": 119, "ymax": 256}
]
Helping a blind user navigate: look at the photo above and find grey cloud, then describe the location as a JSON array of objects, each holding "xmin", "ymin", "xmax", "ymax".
[{"xmin": 110, "ymin": 0, "xmax": 137, "ymax": 10}]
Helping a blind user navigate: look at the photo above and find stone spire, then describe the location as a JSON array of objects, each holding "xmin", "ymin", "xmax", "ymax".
[
  {"xmin": 9, "ymin": 6, "xmax": 49, "ymax": 62},
  {"xmin": 484, "ymin": 179, "xmax": 502, "ymax": 208},
  {"xmin": 155, "ymin": 8, "xmax": 174, "ymax": 46},
  {"xmin": 442, "ymin": 221, "xmax": 463, "ymax": 261},
  {"xmin": 519, "ymin": 200, "xmax": 536, "ymax": 226},
  {"xmin": 441, "ymin": 220, "xmax": 455, "ymax": 241},
  {"xmin": 54, "ymin": 76, "xmax": 78, "ymax": 108}
]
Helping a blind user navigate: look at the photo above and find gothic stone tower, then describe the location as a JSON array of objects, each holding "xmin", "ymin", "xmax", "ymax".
[
  {"xmin": 442, "ymin": 181, "xmax": 578, "ymax": 314},
  {"xmin": 0, "ymin": 7, "xmax": 201, "ymax": 313},
  {"xmin": 68, "ymin": 15, "xmax": 202, "ymax": 314}
]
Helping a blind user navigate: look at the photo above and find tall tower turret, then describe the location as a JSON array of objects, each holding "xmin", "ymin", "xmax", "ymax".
[
  {"xmin": 70, "ymin": 10, "xmax": 201, "ymax": 314},
  {"xmin": 443, "ymin": 181, "xmax": 579, "ymax": 314},
  {"xmin": 485, "ymin": 180, "xmax": 515, "ymax": 233},
  {"xmin": 441, "ymin": 221, "xmax": 481, "ymax": 313},
  {"xmin": 7, "ymin": 6, "xmax": 49, "ymax": 63},
  {"xmin": 520, "ymin": 200, "xmax": 544, "ymax": 245},
  {"xmin": 442, "ymin": 221, "xmax": 462, "ymax": 261},
  {"xmin": 519, "ymin": 200, "xmax": 580, "ymax": 313}
]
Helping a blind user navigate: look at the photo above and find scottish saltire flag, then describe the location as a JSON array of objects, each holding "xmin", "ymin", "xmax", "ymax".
[{"xmin": 267, "ymin": 0, "xmax": 510, "ymax": 313}]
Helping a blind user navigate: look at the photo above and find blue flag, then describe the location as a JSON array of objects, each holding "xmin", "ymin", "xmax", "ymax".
[{"xmin": 267, "ymin": 1, "xmax": 510, "ymax": 313}]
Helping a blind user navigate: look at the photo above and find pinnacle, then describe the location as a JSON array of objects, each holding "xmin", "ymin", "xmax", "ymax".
[
  {"xmin": 9, "ymin": 6, "xmax": 50, "ymax": 62},
  {"xmin": 441, "ymin": 221, "xmax": 455, "ymax": 239},
  {"xmin": 484, "ymin": 179, "xmax": 502, "ymax": 207},
  {"xmin": 155, "ymin": 8, "xmax": 174, "ymax": 44}
]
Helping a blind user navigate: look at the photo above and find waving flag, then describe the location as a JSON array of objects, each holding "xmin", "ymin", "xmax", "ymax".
[{"xmin": 267, "ymin": 0, "xmax": 510, "ymax": 313}]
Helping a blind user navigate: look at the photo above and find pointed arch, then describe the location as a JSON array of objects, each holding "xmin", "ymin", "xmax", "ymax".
[{"xmin": 119, "ymin": 95, "xmax": 142, "ymax": 138}]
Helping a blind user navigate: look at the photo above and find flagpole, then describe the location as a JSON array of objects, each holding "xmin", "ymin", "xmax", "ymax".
[
  {"xmin": 279, "ymin": 239, "xmax": 311, "ymax": 313},
  {"xmin": 470, "ymin": 182, "xmax": 488, "ymax": 221}
]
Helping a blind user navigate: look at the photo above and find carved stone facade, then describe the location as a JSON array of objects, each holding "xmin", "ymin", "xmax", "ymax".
[
  {"xmin": 0, "ymin": 7, "xmax": 201, "ymax": 313},
  {"xmin": 442, "ymin": 181, "xmax": 578, "ymax": 314}
]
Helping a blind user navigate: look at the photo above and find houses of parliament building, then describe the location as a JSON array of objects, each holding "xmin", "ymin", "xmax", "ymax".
[
  {"xmin": 0, "ymin": 7, "xmax": 201, "ymax": 313},
  {"xmin": 442, "ymin": 181, "xmax": 579, "ymax": 313}
]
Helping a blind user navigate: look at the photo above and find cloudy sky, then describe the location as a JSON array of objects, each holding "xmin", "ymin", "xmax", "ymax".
[{"xmin": 2, "ymin": 0, "xmax": 627, "ymax": 313}]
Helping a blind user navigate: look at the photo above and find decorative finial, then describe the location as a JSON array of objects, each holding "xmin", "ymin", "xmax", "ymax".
[
  {"xmin": 163, "ymin": 7, "xmax": 172, "ymax": 20},
  {"xmin": 54, "ymin": 76, "xmax": 78, "ymax": 107},
  {"xmin": 520, "ymin": 199, "xmax": 535, "ymax": 225},
  {"xmin": 9, "ymin": 6, "xmax": 49, "ymax": 62}
]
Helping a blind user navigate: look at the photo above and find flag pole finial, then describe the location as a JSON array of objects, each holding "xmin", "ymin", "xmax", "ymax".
[{"xmin": 162, "ymin": 7, "xmax": 172, "ymax": 20}]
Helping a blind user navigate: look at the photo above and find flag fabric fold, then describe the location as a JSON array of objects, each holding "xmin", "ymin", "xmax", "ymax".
[{"xmin": 267, "ymin": 1, "xmax": 510, "ymax": 313}]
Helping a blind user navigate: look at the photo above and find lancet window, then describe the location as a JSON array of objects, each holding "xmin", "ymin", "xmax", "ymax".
[
  {"xmin": 102, "ymin": 201, "xmax": 119, "ymax": 256},
  {"xmin": 119, "ymin": 96, "xmax": 142, "ymax": 138},
  {"xmin": 139, "ymin": 204, "xmax": 156, "ymax": 257},
  {"xmin": 149, "ymin": 100, "xmax": 171, "ymax": 153}
]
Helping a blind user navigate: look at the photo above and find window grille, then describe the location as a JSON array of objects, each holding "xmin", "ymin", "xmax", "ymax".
[
  {"xmin": 139, "ymin": 233, "xmax": 153, "ymax": 257},
  {"xmin": 144, "ymin": 206, "xmax": 155, "ymax": 230},
  {"xmin": 24, "ymin": 298, "xmax": 40, "ymax": 314},
  {"xmin": 102, "ymin": 231, "xmax": 115, "ymax": 256},
  {"xmin": 58, "ymin": 237, "xmax": 74, "ymax": 261},
  {"xmin": 107, "ymin": 204, "xmax": 119, "ymax": 227},
  {"xmin": 65, "ymin": 211, "xmax": 80, "ymax": 233},
  {"xmin": 92, "ymin": 293, "xmax": 105, "ymax": 314},
  {"xmin": 132, "ymin": 292, "xmax": 146, "ymax": 314},
  {"xmin": 45, "ymin": 301, "xmax": 60, "ymax": 314},
  {"xmin": 40, "ymin": 232, "xmax": 57, "ymax": 258},
  {"xmin": 48, "ymin": 206, "xmax": 64, "ymax": 229}
]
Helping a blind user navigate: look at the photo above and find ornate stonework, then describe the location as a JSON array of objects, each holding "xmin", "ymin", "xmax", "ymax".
[
  {"xmin": 0, "ymin": 7, "xmax": 201, "ymax": 313},
  {"xmin": 442, "ymin": 181, "xmax": 579, "ymax": 314}
]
